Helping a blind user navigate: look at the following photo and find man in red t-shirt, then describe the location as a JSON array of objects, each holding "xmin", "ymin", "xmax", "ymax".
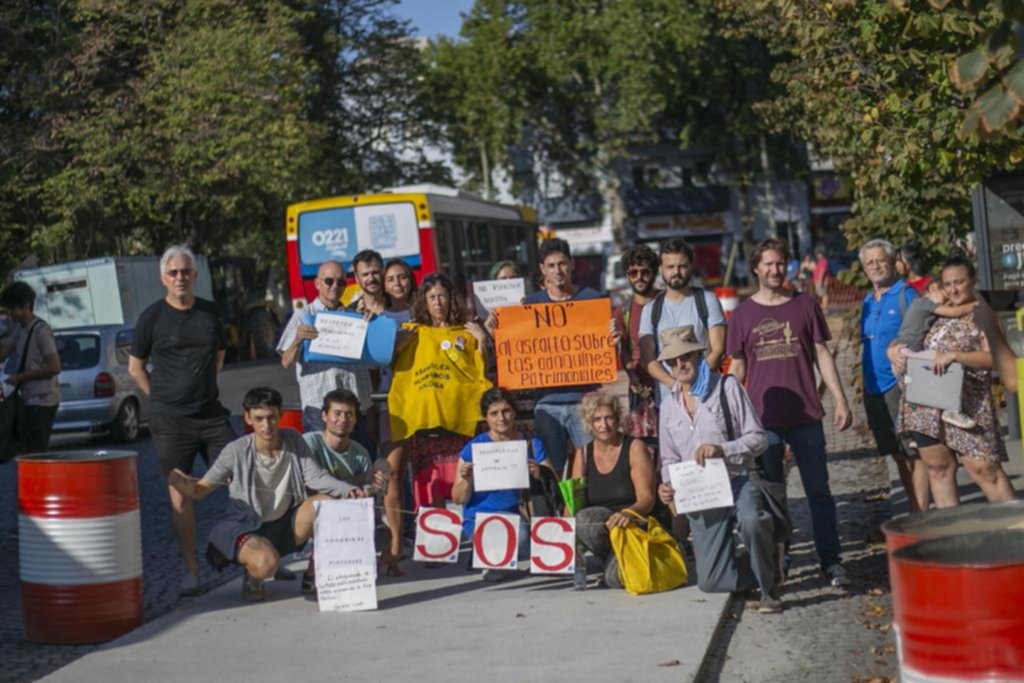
[
  {"xmin": 727, "ymin": 238, "xmax": 853, "ymax": 587},
  {"xmin": 613, "ymin": 244, "xmax": 660, "ymax": 439}
]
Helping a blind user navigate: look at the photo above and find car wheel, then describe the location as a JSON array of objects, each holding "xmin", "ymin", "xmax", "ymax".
[{"xmin": 110, "ymin": 398, "xmax": 140, "ymax": 443}]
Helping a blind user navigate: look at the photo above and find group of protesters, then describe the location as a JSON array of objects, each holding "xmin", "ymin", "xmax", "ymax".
[{"xmin": 2, "ymin": 231, "xmax": 1017, "ymax": 610}]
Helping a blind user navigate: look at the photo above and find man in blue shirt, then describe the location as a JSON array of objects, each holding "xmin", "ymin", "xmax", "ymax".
[
  {"xmin": 522, "ymin": 238, "xmax": 604, "ymax": 476},
  {"xmin": 859, "ymin": 238, "xmax": 928, "ymax": 512}
]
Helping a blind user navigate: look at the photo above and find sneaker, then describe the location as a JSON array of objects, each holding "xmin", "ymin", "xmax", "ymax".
[
  {"xmin": 242, "ymin": 573, "xmax": 266, "ymax": 602},
  {"xmin": 178, "ymin": 572, "xmax": 201, "ymax": 597},
  {"xmin": 824, "ymin": 563, "xmax": 851, "ymax": 588},
  {"xmin": 758, "ymin": 595, "xmax": 784, "ymax": 614},
  {"xmin": 941, "ymin": 411, "xmax": 977, "ymax": 430},
  {"xmin": 274, "ymin": 565, "xmax": 297, "ymax": 581}
]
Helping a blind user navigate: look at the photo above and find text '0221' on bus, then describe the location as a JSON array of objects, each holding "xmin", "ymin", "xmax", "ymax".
[{"xmin": 285, "ymin": 184, "xmax": 541, "ymax": 309}]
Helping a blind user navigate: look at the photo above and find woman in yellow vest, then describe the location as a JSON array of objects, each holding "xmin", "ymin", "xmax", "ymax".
[{"xmin": 382, "ymin": 274, "xmax": 492, "ymax": 571}]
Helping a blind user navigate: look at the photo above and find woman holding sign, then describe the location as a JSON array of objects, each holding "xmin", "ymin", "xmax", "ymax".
[
  {"xmin": 452, "ymin": 388, "xmax": 552, "ymax": 580},
  {"xmin": 383, "ymin": 274, "xmax": 492, "ymax": 565},
  {"xmin": 571, "ymin": 391, "xmax": 656, "ymax": 589}
]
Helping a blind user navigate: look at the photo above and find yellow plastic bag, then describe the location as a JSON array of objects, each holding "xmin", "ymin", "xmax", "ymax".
[
  {"xmin": 388, "ymin": 324, "xmax": 492, "ymax": 440},
  {"xmin": 609, "ymin": 509, "xmax": 688, "ymax": 595}
]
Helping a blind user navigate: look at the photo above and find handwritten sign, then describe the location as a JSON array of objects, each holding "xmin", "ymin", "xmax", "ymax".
[
  {"xmin": 472, "ymin": 512, "xmax": 520, "ymax": 570},
  {"xmin": 309, "ymin": 312, "xmax": 369, "ymax": 360},
  {"xmin": 314, "ymin": 499, "xmax": 377, "ymax": 612},
  {"xmin": 316, "ymin": 566, "xmax": 378, "ymax": 613},
  {"xmin": 530, "ymin": 517, "xmax": 575, "ymax": 575},
  {"xmin": 472, "ymin": 440, "xmax": 529, "ymax": 492},
  {"xmin": 413, "ymin": 507, "xmax": 463, "ymax": 563},
  {"xmin": 473, "ymin": 278, "xmax": 525, "ymax": 315},
  {"xmin": 494, "ymin": 299, "xmax": 616, "ymax": 390},
  {"xmin": 668, "ymin": 460, "xmax": 735, "ymax": 514}
]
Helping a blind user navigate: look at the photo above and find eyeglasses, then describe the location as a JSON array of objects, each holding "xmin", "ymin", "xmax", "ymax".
[
  {"xmin": 320, "ymin": 277, "xmax": 341, "ymax": 287},
  {"xmin": 166, "ymin": 268, "xmax": 193, "ymax": 278},
  {"xmin": 626, "ymin": 268, "xmax": 653, "ymax": 278},
  {"xmin": 862, "ymin": 259, "xmax": 888, "ymax": 269}
]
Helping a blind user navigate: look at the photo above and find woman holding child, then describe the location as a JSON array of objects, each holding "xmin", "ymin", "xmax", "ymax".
[{"xmin": 889, "ymin": 254, "xmax": 1015, "ymax": 508}]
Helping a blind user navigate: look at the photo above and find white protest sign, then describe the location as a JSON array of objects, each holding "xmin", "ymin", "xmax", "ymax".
[
  {"xmin": 472, "ymin": 512, "xmax": 520, "ymax": 570},
  {"xmin": 309, "ymin": 313, "xmax": 369, "ymax": 360},
  {"xmin": 529, "ymin": 517, "xmax": 576, "ymax": 575},
  {"xmin": 668, "ymin": 459, "xmax": 735, "ymax": 514},
  {"xmin": 413, "ymin": 507, "xmax": 463, "ymax": 563},
  {"xmin": 473, "ymin": 278, "xmax": 525, "ymax": 315},
  {"xmin": 471, "ymin": 440, "xmax": 529, "ymax": 492},
  {"xmin": 314, "ymin": 498, "xmax": 377, "ymax": 612},
  {"xmin": 316, "ymin": 566, "xmax": 378, "ymax": 613}
]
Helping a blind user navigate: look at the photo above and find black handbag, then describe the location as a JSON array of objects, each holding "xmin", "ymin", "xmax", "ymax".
[{"xmin": 0, "ymin": 320, "xmax": 41, "ymax": 464}]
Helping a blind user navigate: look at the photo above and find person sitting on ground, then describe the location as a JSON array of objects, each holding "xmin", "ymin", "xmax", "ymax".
[
  {"xmin": 167, "ymin": 386, "xmax": 379, "ymax": 602},
  {"xmin": 571, "ymin": 390, "xmax": 656, "ymax": 589},
  {"xmin": 889, "ymin": 278, "xmax": 978, "ymax": 430},
  {"xmin": 452, "ymin": 388, "xmax": 553, "ymax": 581},
  {"xmin": 654, "ymin": 326, "xmax": 781, "ymax": 613}
]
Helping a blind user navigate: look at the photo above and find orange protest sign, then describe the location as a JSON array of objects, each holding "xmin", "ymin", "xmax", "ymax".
[{"xmin": 494, "ymin": 298, "xmax": 617, "ymax": 390}]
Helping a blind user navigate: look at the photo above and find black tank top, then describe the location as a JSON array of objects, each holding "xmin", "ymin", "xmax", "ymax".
[{"xmin": 584, "ymin": 436, "xmax": 636, "ymax": 512}]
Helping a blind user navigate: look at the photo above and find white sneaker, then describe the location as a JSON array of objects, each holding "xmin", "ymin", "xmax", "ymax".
[{"xmin": 941, "ymin": 411, "xmax": 977, "ymax": 430}]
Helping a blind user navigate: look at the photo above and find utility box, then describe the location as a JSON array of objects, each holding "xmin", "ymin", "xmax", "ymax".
[{"xmin": 13, "ymin": 257, "xmax": 213, "ymax": 330}]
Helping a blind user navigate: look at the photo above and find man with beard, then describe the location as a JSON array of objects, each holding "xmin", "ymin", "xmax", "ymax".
[
  {"xmin": 639, "ymin": 238, "xmax": 726, "ymax": 406},
  {"xmin": 726, "ymin": 238, "xmax": 853, "ymax": 587},
  {"xmin": 347, "ymin": 250, "xmax": 387, "ymax": 315},
  {"xmin": 614, "ymin": 244, "xmax": 661, "ymax": 439}
]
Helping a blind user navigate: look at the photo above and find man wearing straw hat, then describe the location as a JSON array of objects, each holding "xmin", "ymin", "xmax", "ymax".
[{"xmin": 654, "ymin": 326, "xmax": 782, "ymax": 613}]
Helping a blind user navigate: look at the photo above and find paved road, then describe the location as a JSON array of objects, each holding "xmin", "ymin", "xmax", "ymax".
[{"xmin": 0, "ymin": 360, "xmax": 298, "ymax": 683}]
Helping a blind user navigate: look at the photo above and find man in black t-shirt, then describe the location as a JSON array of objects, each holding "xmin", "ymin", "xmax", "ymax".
[{"xmin": 129, "ymin": 245, "xmax": 236, "ymax": 597}]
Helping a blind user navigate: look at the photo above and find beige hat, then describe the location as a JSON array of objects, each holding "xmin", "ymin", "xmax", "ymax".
[{"xmin": 656, "ymin": 325, "xmax": 706, "ymax": 362}]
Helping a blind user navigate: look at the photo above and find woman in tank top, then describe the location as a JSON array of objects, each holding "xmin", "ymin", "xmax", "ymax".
[{"xmin": 570, "ymin": 390, "xmax": 656, "ymax": 588}]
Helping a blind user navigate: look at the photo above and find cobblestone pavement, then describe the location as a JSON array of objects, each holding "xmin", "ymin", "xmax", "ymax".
[
  {"xmin": 0, "ymin": 361, "xmax": 297, "ymax": 683},
  {"xmin": 705, "ymin": 329, "xmax": 899, "ymax": 683}
]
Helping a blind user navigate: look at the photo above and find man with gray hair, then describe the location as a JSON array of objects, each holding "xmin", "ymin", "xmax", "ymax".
[
  {"xmin": 858, "ymin": 238, "xmax": 928, "ymax": 512},
  {"xmin": 129, "ymin": 244, "xmax": 237, "ymax": 596}
]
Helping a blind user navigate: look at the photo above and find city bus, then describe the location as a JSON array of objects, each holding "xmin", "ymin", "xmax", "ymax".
[{"xmin": 285, "ymin": 184, "xmax": 540, "ymax": 310}]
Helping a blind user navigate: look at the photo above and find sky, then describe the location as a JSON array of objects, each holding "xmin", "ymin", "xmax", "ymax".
[{"xmin": 395, "ymin": 0, "xmax": 474, "ymax": 39}]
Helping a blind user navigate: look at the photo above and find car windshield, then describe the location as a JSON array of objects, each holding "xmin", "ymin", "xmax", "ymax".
[{"xmin": 56, "ymin": 334, "xmax": 101, "ymax": 370}]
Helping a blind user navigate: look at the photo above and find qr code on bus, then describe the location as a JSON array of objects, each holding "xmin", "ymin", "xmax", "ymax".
[{"xmin": 368, "ymin": 214, "xmax": 398, "ymax": 250}]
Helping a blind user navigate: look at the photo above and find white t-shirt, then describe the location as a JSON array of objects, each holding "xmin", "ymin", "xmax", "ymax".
[{"xmin": 638, "ymin": 290, "xmax": 726, "ymax": 403}]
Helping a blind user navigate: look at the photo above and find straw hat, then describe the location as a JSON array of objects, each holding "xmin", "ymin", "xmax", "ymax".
[{"xmin": 656, "ymin": 325, "xmax": 706, "ymax": 362}]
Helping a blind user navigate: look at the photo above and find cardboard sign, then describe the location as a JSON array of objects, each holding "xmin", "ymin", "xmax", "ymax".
[
  {"xmin": 302, "ymin": 310, "xmax": 397, "ymax": 367},
  {"xmin": 471, "ymin": 440, "xmax": 529, "ymax": 492},
  {"xmin": 473, "ymin": 278, "xmax": 525, "ymax": 315},
  {"xmin": 494, "ymin": 299, "xmax": 616, "ymax": 390},
  {"xmin": 313, "ymin": 498, "xmax": 377, "ymax": 612},
  {"xmin": 413, "ymin": 507, "xmax": 463, "ymax": 563},
  {"xmin": 472, "ymin": 512, "xmax": 520, "ymax": 570},
  {"xmin": 529, "ymin": 517, "xmax": 576, "ymax": 575},
  {"xmin": 309, "ymin": 312, "xmax": 369, "ymax": 360},
  {"xmin": 668, "ymin": 460, "xmax": 735, "ymax": 514}
]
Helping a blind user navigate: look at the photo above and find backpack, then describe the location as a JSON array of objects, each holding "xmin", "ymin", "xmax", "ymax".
[
  {"xmin": 716, "ymin": 375, "xmax": 792, "ymax": 544},
  {"xmin": 651, "ymin": 288, "xmax": 709, "ymax": 354}
]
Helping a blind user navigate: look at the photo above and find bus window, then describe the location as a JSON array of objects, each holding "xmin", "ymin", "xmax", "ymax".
[{"xmin": 297, "ymin": 202, "xmax": 421, "ymax": 277}]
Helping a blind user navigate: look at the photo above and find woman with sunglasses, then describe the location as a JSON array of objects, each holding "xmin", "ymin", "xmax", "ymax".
[{"xmin": 381, "ymin": 274, "xmax": 491, "ymax": 570}]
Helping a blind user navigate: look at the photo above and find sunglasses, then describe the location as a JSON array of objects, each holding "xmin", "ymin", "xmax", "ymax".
[
  {"xmin": 626, "ymin": 268, "xmax": 653, "ymax": 278},
  {"xmin": 320, "ymin": 277, "xmax": 341, "ymax": 287},
  {"xmin": 166, "ymin": 268, "xmax": 193, "ymax": 278}
]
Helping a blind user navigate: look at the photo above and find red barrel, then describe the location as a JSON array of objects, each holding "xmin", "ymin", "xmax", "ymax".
[
  {"xmin": 881, "ymin": 500, "xmax": 1024, "ymax": 554},
  {"xmin": 891, "ymin": 530, "xmax": 1024, "ymax": 681},
  {"xmin": 243, "ymin": 402, "xmax": 304, "ymax": 434},
  {"xmin": 713, "ymin": 287, "xmax": 739, "ymax": 319},
  {"xmin": 18, "ymin": 451, "xmax": 143, "ymax": 643}
]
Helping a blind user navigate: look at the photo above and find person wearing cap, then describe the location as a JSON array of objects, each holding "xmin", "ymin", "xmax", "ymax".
[{"xmin": 655, "ymin": 326, "xmax": 782, "ymax": 613}]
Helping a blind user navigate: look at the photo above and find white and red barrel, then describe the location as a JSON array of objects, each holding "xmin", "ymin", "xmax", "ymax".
[
  {"xmin": 713, "ymin": 287, "xmax": 739, "ymax": 319},
  {"xmin": 18, "ymin": 451, "xmax": 143, "ymax": 643}
]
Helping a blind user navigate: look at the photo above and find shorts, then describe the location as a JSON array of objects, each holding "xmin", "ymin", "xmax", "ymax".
[
  {"xmin": 907, "ymin": 431, "xmax": 942, "ymax": 449},
  {"xmin": 864, "ymin": 386, "xmax": 914, "ymax": 457},
  {"xmin": 150, "ymin": 412, "xmax": 237, "ymax": 477},
  {"xmin": 234, "ymin": 505, "xmax": 304, "ymax": 562}
]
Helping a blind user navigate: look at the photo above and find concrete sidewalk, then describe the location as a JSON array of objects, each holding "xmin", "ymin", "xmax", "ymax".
[{"xmin": 38, "ymin": 554, "xmax": 730, "ymax": 683}]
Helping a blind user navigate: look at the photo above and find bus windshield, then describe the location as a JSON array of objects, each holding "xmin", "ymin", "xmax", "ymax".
[{"xmin": 296, "ymin": 202, "xmax": 421, "ymax": 278}]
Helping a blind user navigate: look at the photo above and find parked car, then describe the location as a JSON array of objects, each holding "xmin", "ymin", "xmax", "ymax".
[{"xmin": 3, "ymin": 324, "xmax": 148, "ymax": 442}]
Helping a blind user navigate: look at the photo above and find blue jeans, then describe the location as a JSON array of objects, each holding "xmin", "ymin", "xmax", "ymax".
[
  {"xmin": 533, "ymin": 401, "xmax": 588, "ymax": 476},
  {"xmin": 759, "ymin": 421, "xmax": 842, "ymax": 570}
]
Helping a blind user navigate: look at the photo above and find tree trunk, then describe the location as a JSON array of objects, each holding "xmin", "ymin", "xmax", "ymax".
[
  {"xmin": 479, "ymin": 143, "xmax": 492, "ymax": 201},
  {"xmin": 759, "ymin": 134, "xmax": 777, "ymax": 239},
  {"xmin": 596, "ymin": 151, "xmax": 628, "ymax": 250}
]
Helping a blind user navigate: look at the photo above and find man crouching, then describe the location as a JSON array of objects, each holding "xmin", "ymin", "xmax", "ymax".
[{"xmin": 168, "ymin": 386, "xmax": 374, "ymax": 602}]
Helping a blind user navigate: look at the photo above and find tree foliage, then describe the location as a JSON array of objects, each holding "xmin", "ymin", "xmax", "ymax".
[{"xmin": 721, "ymin": 0, "xmax": 1024, "ymax": 266}]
